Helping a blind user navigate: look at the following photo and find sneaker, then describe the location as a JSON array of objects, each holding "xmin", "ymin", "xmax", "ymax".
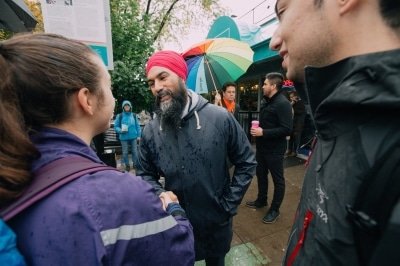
[
  {"xmin": 262, "ymin": 209, "xmax": 280, "ymax": 224},
  {"xmin": 125, "ymin": 165, "xmax": 130, "ymax": 172},
  {"xmin": 245, "ymin": 200, "xmax": 267, "ymax": 209}
]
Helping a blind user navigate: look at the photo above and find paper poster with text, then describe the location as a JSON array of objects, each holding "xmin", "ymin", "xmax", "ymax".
[{"xmin": 40, "ymin": 0, "xmax": 113, "ymax": 69}]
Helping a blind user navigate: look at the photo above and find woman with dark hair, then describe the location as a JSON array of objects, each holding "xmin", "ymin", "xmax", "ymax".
[{"xmin": 0, "ymin": 33, "xmax": 194, "ymax": 265}]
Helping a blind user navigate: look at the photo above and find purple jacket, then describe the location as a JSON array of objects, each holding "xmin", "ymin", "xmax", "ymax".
[{"xmin": 8, "ymin": 127, "xmax": 194, "ymax": 266}]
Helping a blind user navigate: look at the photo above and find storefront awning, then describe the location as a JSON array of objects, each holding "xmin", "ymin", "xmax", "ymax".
[{"xmin": 206, "ymin": 16, "xmax": 279, "ymax": 62}]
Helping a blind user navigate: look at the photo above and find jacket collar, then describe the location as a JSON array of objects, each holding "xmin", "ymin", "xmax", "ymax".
[
  {"xmin": 303, "ymin": 49, "xmax": 400, "ymax": 139},
  {"xmin": 261, "ymin": 90, "xmax": 282, "ymax": 106}
]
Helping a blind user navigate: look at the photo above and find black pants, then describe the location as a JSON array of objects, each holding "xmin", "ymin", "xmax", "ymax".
[
  {"xmin": 288, "ymin": 114, "xmax": 306, "ymax": 152},
  {"xmin": 255, "ymin": 152, "xmax": 285, "ymax": 211},
  {"xmin": 205, "ymin": 256, "xmax": 225, "ymax": 266}
]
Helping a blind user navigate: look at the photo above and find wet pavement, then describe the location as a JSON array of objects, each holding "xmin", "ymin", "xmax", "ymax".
[
  {"xmin": 195, "ymin": 156, "xmax": 306, "ymax": 266},
  {"xmin": 117, "ymin": 154, "xmax": 306, "ymax": 266}
]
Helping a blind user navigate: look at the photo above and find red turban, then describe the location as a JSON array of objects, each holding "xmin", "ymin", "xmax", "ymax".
[{"xmin": 145, "ymin": 50, "xmax": 188, "ymax": 80}]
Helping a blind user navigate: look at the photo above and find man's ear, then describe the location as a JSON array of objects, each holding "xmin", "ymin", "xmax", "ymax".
[
  {"xmin": 338, "ymin": 0, "xmax": 360, "ymax": 15},
  {"xmin": 77, "ymin": 88, "xmax": 94, "ymax": 115}
]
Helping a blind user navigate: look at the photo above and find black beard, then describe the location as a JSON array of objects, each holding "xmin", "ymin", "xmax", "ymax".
[{"xmin": 154, "ymin": 81, "xmax": 187, "ymax": 130}]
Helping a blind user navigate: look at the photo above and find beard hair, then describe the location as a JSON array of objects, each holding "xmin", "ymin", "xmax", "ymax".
[{"xmin": 154, "ymin": 79, "xmax": 187, "ymax": 130}]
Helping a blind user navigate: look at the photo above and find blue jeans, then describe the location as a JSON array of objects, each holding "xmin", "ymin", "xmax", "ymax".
[{"xmin": 121, "ymin": 139, "xmax": 139, "ymax": 169}]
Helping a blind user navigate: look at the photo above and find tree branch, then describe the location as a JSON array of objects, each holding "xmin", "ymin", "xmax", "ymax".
[
  {"xmin": 145, "ymin": 0, "xmax": 151, "ymax": 15},
  {"xmin": 153, "ymin": 0, "xmax": 180, "ymax": 41}
]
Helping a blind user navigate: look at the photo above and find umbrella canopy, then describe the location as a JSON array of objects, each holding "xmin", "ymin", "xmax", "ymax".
[
  {"xmin": 0, "ymin": 0, "xmax": 37, "ymax": 33},
  {"xmin": 182, "ymin": 38, "xmax": 254, "ymax": 94}
]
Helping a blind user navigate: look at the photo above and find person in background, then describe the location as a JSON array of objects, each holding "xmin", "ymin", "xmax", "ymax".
[
  {"xmin": 114, "ymin": 100, "xmax": 141, "ymax": 171},
  {"xmin": 139, "ymin": 50, "xmax": 256, "ymax": 266},
  {"xmin": 0, "ymin": 33, "xmax": 194, "ymax": 265},
  {"xmin": 286, "ymin": 90, "xmax": 306, "ymax": 157},
  {"xmin": 246, "ymin": 72, "xmax": 293, "ymax": 224},
  {"xmin": 214, "ymin": 81, "xmax": 241, "ymax": 120},
  {"xmin": 270, "ymin": 0, "xmax": 400, "ymax": 264}
]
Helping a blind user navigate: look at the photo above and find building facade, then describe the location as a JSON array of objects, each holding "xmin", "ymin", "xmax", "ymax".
[{"xmin": 206, "ymin": 0, "xmax": 283, "ymax": 136}]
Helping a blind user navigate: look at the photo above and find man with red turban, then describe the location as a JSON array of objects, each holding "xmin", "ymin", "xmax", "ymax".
[{"xmin": 138, "ymin": 50, "xmax": 257, "ymax": 265}]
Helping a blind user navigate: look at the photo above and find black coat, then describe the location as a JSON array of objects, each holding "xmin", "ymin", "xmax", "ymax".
[
  {"xmin": 256, "ymin": 92, "xmax": 293, "ymax": 155},
  {"xmin": 283, "ymin": 49, "xmax": 400, "ymax": 265},
  {"xmin": 138, "ymin": 91, "xmax": 256, "ymax": 260}
]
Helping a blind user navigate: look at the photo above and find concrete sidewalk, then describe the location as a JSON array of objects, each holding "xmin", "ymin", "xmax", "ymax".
[
  {"xmin": 196, "ymin": 156, "xmax": 306, "ymax": 266},
  {"xmin": 117, "ymin": 155, "xmax": 306, "ymax": 265}
]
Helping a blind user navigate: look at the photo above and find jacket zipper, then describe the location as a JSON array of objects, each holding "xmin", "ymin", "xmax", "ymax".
[
  {"xmin": 305, "ymin": 136, "xmax": 317, "ymax": 167},
  {"xmin": 286, "ymin": 210, "xmax": 314, "ymax": 266}
]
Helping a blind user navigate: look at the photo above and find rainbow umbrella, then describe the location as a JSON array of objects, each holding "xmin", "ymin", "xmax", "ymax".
[{"xmin": 182, "ymin": 38, "xmax": 254, "ymax": 94}]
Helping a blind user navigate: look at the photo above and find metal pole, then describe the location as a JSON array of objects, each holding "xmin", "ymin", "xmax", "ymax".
[{"xmin": 204, "ymin": 57, "xmax": 218, "ymax": 94}]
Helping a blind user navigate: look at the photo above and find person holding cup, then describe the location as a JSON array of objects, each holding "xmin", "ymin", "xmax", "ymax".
[{"xmin": 246, "ymin": 72, "xmax": 293, "ymax": 224}]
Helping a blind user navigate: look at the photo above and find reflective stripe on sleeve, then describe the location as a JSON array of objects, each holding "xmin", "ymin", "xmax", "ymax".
[{"xmin": 100, "ymin": 216, "xmax": 178, "ymax": 246}]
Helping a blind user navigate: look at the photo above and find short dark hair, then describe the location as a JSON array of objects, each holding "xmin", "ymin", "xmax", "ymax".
[
  {"xmin": 265, "ymin": 72, "xmax": 284, "ymax": 90},
  {"xmin": 379, "ymin": 0, "xmax": 400, "ymax": 30},
  {"xmin": 221, "ymin": 81, "xmax": 237, "ymax": 92},
  {"xmin": 312, "ymin": 0, "xmax": 400, "ymax": 31}
]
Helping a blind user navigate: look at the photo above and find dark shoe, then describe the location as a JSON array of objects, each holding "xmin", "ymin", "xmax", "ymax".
[
  {"xmin": 262, "ymin": 210, "xmax": 280, "ymax": 224},
  {"xmin": 245, "ymin": 200, "xmax": 267, "ymax": 209},
  {"xmin": 125, "ymin": 165, "xmax": 130, "ymax": 172}
]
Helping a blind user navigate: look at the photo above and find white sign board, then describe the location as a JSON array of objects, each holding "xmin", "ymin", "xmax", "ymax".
[{"xmin": 40, "ymin": 0, "xmax": 113, "ymax": 69}]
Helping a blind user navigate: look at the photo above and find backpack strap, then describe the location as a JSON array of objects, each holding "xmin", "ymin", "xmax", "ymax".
[{"xmin": 1, "ymin": 156, "xmax": 116, "ymax": 221}]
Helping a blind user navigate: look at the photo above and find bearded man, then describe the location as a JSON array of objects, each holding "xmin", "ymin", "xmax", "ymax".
[{"xmin": 137, "ymin": 50, "xmax": 256, "ymax": 266}]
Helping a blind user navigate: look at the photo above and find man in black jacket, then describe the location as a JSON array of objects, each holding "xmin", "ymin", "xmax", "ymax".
[
  {"xmin": 246, "ymin": 72, "xmax": 293, "ymax": 224},
  {"xmin": 269, "ymin": 0, "xmax": 400, "ymax": 264},
  {"xmin": 138, "ymin": 50, "xmax": 256, "ymax": 266}
]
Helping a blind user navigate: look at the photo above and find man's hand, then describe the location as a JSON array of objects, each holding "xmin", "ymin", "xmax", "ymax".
[
  {"xmin": 251, "ymin": 127, "xmax": 263, "ymax": 137},
  {"xmin": 214, "ymin": 93, "xmax": 222, "ymax": 106},
  {"xmin": 159, "ymin": 191, "xmax": 179, "ymax": 210}
]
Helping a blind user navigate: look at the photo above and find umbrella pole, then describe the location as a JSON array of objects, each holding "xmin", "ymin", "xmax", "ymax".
[{"xmin": 205, "ymin": 57, "xmax": 218, "ymax": 94}]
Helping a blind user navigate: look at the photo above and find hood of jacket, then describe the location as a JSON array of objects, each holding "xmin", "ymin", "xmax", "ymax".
[
  {"xmin": 30, "ymin": 127, "xmax": 102, "ymax": 171},
  {"xmin": 303, "ymin": 49, "xmax": 400, "ymax": 139},
  {"xmin": 182, "ymin": 90, "xmax": 207, "ymax": 119},
  {"xmin": 122, "ymin": 100, "xmax": 132, "ymax": 112}
]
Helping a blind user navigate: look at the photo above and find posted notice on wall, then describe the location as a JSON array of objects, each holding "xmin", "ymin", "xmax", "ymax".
[{"xmin": 40, "ymin": 0, "xmax": 114, "ymax": 69}]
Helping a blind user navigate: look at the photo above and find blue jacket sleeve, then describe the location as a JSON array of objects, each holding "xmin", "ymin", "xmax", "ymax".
[
  {"xmin": 0, "ymin": 220, "xmax": 26, "ymax": 266},
  {"xmin": 114, "ymin": 114, "xmax": 122, "ymax": 134}
]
